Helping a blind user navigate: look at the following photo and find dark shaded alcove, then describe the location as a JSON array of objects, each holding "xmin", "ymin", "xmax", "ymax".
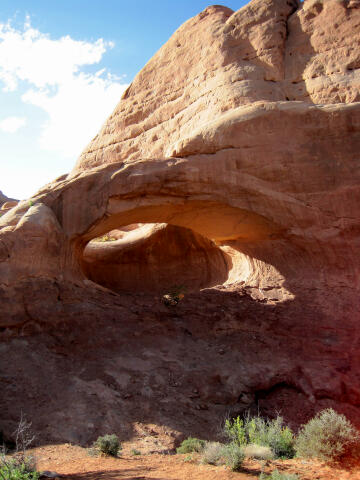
[{"xmin": 82, "ymin": 223, "xmax": 232, "ymax": 294}]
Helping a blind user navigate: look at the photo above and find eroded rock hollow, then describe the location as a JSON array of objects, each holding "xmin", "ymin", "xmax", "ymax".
[
  {"xmin": 1, "ymin": 0, "xmax": 360, "ymax": 448},
  {"xmin": 82, "ymin": 224, "xmax": 233, "ymax": 294}
]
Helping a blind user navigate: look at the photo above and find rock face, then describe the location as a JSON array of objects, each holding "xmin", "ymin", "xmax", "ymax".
[
  {"xmin": 1, "ymin": 0, "xmax": 360, "ymax": 447},
  {"xmin": 285, "ymin": 0, "xmax": 360, "ymax": 103},
  {"xmin": 0, "ymin": 191, "xmax": 17, "ymax": 216},
  {"xmin": 74, "ymin": 0, "xmax": 360, "ymax": 172},
  {"xmin": 0, "ymin": 191, "xmax": 8, "ymax": 206}
]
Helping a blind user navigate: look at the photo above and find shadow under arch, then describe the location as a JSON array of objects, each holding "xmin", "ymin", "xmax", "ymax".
[
  {"xmin": 77, "ymin": 198, "xmax": 291, "ymax": 297},
  {"xmin": 82, "ymin": 222, "xmax": 233, "ymax": 294}
]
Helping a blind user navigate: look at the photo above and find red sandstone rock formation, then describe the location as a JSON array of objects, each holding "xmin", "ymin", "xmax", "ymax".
[
  {"xmin": 0, "ymin": 191, "xmax": 8, "ymax": 206},
  {"xmin": 0, "ymin": 191, "xmax": 18, "ymax": 217},
  {"xmin": 1, "ymin": 0, "xmax": 360, "ymax": 446},
  {"xmin": 0, "ymin": 191, "xmax": 15, "ymax": 206}
]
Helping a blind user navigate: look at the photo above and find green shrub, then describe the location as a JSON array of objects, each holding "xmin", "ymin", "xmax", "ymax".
[
  {"xmin": 94, "ymin": 434, "xmax": 121, "ymax": 457},
  {"xmin": 182, "ymin": 454, "xmax": 193, "ymax": 463},
  {"xmin": 225, "ymin": 416, "xmax": 247, "ymax": 446},
  {"xmin": 263, "ymin": 417, "xmax": 295, "ymax": 459},
  {"xmin": 130, "ymin": 449, "xmax": 141, "ymax": 456},
  {"xmin": 259, "ymin": 470, "xmax": 299, "ymax": 480},
  {"xmin": 87, "ymin": 446, "xmax": 98, "ymax": 457},
  {"xmin": 295, "ymin": 408, "xmax": 359, "ymax": 461},
  {"xmin": 92, "ymin": 234, "xmax": 117, "ymax": 242},
  {"xmin": 200, "ymin": 442, "xmax": 224, "ymax": 465},
  {"xmin": 244, "ymin": 443, "xmax": 274, "ymax": 460},
  {"xmin": 176, "ymin": 437, "xmax": 205, "ymax": 454},
  {"xmin": 222, "ymin": 442, "xmax": 245, "ymax": 472},
  {"xmin": 225, "ymin": 414, "xmax": 295, "ymax": 459},
  {"xmin": 0, "ymin": 416, "xmax": 39, "ymax": 480},
  {"xmin": 0, "ymin": 461, "xmax": 40, "ymax": 480}
]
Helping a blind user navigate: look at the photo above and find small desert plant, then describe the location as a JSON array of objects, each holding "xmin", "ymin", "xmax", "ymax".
[
  {"xmin": 222, "ymin": 442, "xmax": 245, "ymax": 472},
  {"xmin": 259, "ymin": 470, "xmax": 299, "ymax": 480},
  {"xmin": 130, "ymin": 449, "xmax": 141, "ymax": 456},
  {"xmin": 182, "ymin": 454, "xmax": 193, "ymax": 462},
  {"xmin": 176, "ymin": 437, "xmax": 205, "ymax": 454},
  {"xmin": 200, "ymin": 442, "xmax": 224, "ymax": 465},
  {"xmin": 162, "ymin": 284, "xmax": 186, "ymax": 306},
  {"xmin": 87, "ymin": 446, "xmax": 98, "ymax": 457},
  {"xmin": 93, "ymin": 434, "xmax": 121, "ymax": 457},
  {"xmin": 263, "ymin": 416, "xmax": 295, "ymax": 459},
  {"xmin": 0, "ymin": 415, "xmax": 39, "ymax": 480},
  {"xmin": 244, "ymin": 443, "xmax": 274, "ymax": 460},
  {"xmin": 295, "ymin": 408, "xmax": 359, "ymax": 461},
  {"xmin": 0, "ymin": 461, "xmax": 40, "ymax": 480},
  {"xmin": 225, "ymin": 414, "xmax": 295, "ymax": 459},
  {"xmin": 92, "ymin": 234, "xmax": 116, "ymax": 242},
  {"xmin": 225, "ymin": 416, "xmax": 247, "ymax": 446}
]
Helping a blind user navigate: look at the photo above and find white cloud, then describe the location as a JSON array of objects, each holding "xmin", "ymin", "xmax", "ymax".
[
  {"xmin": 0, "ymin": 18, "xmax": 128, "ymax": 158},
  {"xmin": 22, "ymin": 73, "xmax": 126, "ymax": 157},
  {"xmin": 0, "ymin": 17, "xmax": 108, "ymax": 92},
  {"xmin": 0, "ymin": 116, "xmax": 26, "ymax": 133}
]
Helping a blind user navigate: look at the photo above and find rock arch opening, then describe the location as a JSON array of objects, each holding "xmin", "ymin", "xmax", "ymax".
[
  {"xmin": 82, "ymin": 223, "xmax": 236, "ymax": 294},
  {"xmin": 77, "ymin": 200, "xmax": 290, "ymax": 299}
]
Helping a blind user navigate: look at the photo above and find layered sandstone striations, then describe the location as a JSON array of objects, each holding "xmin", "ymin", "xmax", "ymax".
[
  {"xmin": 1, "ymin": 0, "xmax": 360, "ymax": 446},
  {"xmin": 74, "ymin": 0, "xmax": 360, "ymax": 171}
]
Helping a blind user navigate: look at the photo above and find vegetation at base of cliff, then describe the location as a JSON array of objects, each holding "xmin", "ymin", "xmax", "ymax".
[
  {"xmin": 222, "ymin": 442, "xmax": 245, "ymax": 471},
  {"xmin": 0, "ymin": 461, "xmax": 40, "ymax": 480},
  {"xmin": 222, "ymin": 408, "xmax": 360, "ymax": 464},
  {"xmin": 92, "ymin": 434, "xmax": 121, "ymax": 457},
  {"xmin": 294, "ymin": 408, "xmax": 359, "ymax": 461},
  {"xmin": 0, "ymin": 416, "xmax": 39, "ymax": 480},
  {"xmin": 200, "ymin": 442, "xmax": 224, "ymax": 465},
  {"xmin": 259, "ymin": 471, "xmax": 299, "ymax": 480},
  {"xmin": 180, "ymin": 409, "xmax": 360, "ymax": 475},
  {"xmin": 199, "ymin": 441, "xmax": 245, "ymax": 471},
  {"xmin": 130, "ymin": 448, "xmax": 141, "ymax": 456},
  {"xmin": 176, "ymin": 437, "xmax": 205, "ymax": 454},
  {"xmin": 225, "ymin": 413, "xmax": 295, "ymax": 459},
  {"xmin": 4, "ymin": 408, "xmax": 359, "ymax": 479}
]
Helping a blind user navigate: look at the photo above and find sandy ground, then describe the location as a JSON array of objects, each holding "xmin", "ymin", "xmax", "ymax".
[{"xmin": 29, "ymin": 443, "xmax": 360, "ymax": 480}]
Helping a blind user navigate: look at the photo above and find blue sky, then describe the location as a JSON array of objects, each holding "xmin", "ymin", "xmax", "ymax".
[{"xmin": 0, "ymin": 1, "xmax": 247, "ymax": 199}]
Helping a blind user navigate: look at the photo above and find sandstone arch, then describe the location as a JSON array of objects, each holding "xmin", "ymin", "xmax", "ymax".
[
  {"xmin": 3, "ymin": 100, "xmax": 357, "ymax": 301},
  {"xmin": 1, "ymin": 0, "xmax": 360, "ymax": 446}
]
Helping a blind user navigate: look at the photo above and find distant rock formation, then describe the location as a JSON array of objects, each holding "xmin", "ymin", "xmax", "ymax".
[
  {"xmin": 1, "ymin": 0, "xmax": 360, "ymax": 446},
  {"xmin": 0, "ymin": 191, "xmax": 18, "ymax": 216},
  {"xmin": 0, "ymin": 190, "xmax": 13, "ymax": 206}
]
